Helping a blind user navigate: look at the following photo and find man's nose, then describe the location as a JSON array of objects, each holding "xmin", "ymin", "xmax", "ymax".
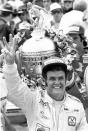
[{"xmin": 54, "ymin": 78, "xmax": 60, "ymax": 84}]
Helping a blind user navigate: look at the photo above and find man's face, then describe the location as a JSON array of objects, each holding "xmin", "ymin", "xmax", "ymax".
[
  {"xmin": 69, "ymin": 33, "xmax": 84, "ymax": 55},
  {"xmin": 46, "ymin": 70, "xmax": 66, "ymax": 101},
  {"xmin": 43, "ymin": 0, "xmax": 51, "ymax": 11},
  {"xmin": 52, "ymin": 10, "xmax": 63, "ymax": 23},
  {"xmin": 63, "ymin": 0, "xmax": 73, "ymax": 10}
]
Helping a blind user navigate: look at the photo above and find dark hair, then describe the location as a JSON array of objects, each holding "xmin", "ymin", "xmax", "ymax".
[{"xmin": 42, "ymin": 64, "xmax": 67, "ymax": 79}]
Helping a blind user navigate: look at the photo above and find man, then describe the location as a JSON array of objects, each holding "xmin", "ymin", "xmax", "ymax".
[
  {"xmin": 0, "ymin": 3, "xmax": 13, "ymax": 54},
  {"xmin": 50, "ymin": 2, "xmax": 63, "ymax": 34},
  {"xmin": 66, "ymin": 24, "xmax": 88, "ymax": 122},
  {"xmin": 43, "ymin": 0, "xmax": 51, "ymax": 11},
  {"xmin": 2, "ymin": 35, "xmax": 88, "ymax": 130},
  {"xmin": 15, "ymin": 5, "xmax": 32, "ymax": 32},
  {"xmin": 62, "ymin": 0, "xmax": 74, "ymax": 14},
  {"xmin": 66, "ymin": 24, "xmax": 86, "ymax": 59}
]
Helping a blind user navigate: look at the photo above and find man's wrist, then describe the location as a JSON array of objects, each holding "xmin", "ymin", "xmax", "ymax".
[{"xmin": 3, "ymin": 63, "xmax": 17, "ymax": 74}]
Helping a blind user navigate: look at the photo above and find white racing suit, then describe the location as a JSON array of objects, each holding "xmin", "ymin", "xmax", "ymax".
[
  {"xmin": 0, "ymin": 73, "xmax": 8, "ymax": 131},
  {"xmin": 3, "ymin": 63, "xmax": 88, "ymax": 131}
]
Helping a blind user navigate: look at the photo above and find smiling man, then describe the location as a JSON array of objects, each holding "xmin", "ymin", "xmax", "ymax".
[
  {"xmin": 2, "ymin": 34, "xmax": 88, "ymax": 131},
  {"xmin": 42, "ymin": 57, "xmax": 67, "ymax": 101}
]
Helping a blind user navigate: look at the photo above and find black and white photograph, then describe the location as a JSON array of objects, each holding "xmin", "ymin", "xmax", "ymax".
[{"xmin": 0, "ymin": 0, "xmax": 88, "ymax": 131}]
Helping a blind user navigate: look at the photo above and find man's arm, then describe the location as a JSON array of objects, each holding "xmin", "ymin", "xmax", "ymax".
[
  {"xmin": 3, "ymin": 63, "xmax": 34, "ymax": 111},
  {"xmin": 1, "ymin": 34, "xmax": 35, "ymax": 111},
  {"xmin": 77, "ymin": 103, "xmax": 88, "ymax": 131}
]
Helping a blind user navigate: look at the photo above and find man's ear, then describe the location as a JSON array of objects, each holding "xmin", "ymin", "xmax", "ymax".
[{"xmin": 44, "ymin": 78, "xmax": 47, "ymax": 86}]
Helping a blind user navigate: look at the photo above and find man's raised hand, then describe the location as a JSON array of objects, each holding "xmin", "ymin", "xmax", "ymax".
[{"xmin": 1, "ymin": 34, "xmax": 17, "ymax": 65}]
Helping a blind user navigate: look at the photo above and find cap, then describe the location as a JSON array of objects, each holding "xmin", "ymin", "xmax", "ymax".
[
  {"xmin": 66, "ymin": 25, "xmax": 84, "ymax": 35},
  {"xmin": 0, "ymin": 3, "xmax": 13, "ymax": 13},
  {"xmin": 42, "ymin": 57, "xmax": 67, "ymax": 78},
  {"xmin": 50, "ymin": 2, "xmax": 62, "ymax": 12}
]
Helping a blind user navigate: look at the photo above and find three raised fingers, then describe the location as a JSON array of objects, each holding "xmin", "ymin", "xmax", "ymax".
[{"xmin": 3, "ymin": 34, "xmax": 17, "ymax": 52}]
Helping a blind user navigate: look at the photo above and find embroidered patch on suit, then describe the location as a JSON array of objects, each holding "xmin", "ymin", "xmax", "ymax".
[{"xmin": 68, "ymin": 116, "xmax": 76, "ymax": 126}]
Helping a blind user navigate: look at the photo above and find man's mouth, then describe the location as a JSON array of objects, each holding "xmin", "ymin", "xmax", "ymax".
[{"xmin": 53, "ymin": 85, "xmax": 62, "ymax": 89}]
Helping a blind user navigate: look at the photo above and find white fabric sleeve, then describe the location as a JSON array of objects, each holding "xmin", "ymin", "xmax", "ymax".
[
  {"xmin": 77, "ymin": 103, "xmax": 88, "ymax": 131},
  {"xmin": 3, "ymin": 63, "xmax": 35, "ymax": 112}
]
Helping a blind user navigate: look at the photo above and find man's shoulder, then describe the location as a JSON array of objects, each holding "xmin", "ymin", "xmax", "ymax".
[
  {"xmin": 66, "ymin": 93, "xmax": 83, "ymax": 107},
  {"xmin": 67, "ymin": 93, "xmax": 81, "ymax": 103},
  {"xmin": 65, "ymin": 93, "xmax": 84, "ymax": 111}
]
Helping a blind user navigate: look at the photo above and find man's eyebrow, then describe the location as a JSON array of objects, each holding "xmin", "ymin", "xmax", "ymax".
[{"xmin": 58, "ymin": 76, "xmax": 64, "ymax": 79}]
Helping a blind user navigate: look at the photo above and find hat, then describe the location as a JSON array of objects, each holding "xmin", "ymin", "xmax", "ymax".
[
  {"xmin": 0, "ymin": 3, "xmax": 13, "ymax": 13},
  {"xmin": 66, "ymin": 25, "xmax": 84, "ymax": 35},
  {"xmin": 42, "ymin": 57, "xmax": 67, "ymax": 78},
  {"xmin": 50, "ymin": 2, "xmax": 62, "ymax": 12}
]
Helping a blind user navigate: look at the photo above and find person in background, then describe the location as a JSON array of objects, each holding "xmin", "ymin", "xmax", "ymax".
[
  {"xmin": 1, "ymin": 34, "xmax": 88, "ymax": 131},
  {"xmin": 0, "ymin": 3, "xmax": 13, "ymax": 54},
  {"xmin": 73, "ymin": 0, "xmax": 88, "ymax": 12},
  {"xmin": 33, "ymin": 0, "xmax": 43, "ymax": 7},
  {"xmin": 43, "ymin": 0, "xmax": 52, "ymax": 11},
  {"xmin": 62, "ymin": 0, "xmax": 74, "ymax": 14},
  {"xmin": 66, "ymin": 25, "xmax": 86, "ymax": 59},
  {"xmin": 0, "ymin": 3, "xmax": 13, "ymax": 28},
  {"xmin": 50, "ymin": 2, "xmax": 63, "ymax": 34},
  {"xmin": 15, "ymin": 4, "xmax": 33, "ymax": 32},
  {"xmin": 66, "ymin": 24, "xmax": 88, "ymax": 122}
]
